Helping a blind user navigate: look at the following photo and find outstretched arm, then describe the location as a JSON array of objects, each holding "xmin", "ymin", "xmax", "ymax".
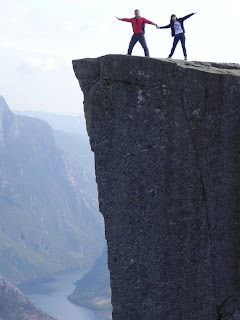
[
  {"xmin": 151, "ymin": 22, "xmax": 160, "ymax": 29},
  {"xmin": 181, "ymin": 12, "xmax": 197, "ymax": 21},
  {"xmin": 143, "ymin": 18, "xmax": 159, "ymax": 29},
  {"xmin": 116, "ymin": 17, "xmax": 132, "ymax": 22},
  {"xmin": 159, "ymin": 24, "xmax": 171, "ymax": 29}
]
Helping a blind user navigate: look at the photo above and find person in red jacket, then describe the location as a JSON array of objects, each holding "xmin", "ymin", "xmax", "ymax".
[{"xmin": 116, "ymin": 9, "xmax": 159, "ymax": 57}]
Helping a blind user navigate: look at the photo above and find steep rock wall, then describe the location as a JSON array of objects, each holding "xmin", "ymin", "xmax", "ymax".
[{"xmin": 73, "ymin": 55, "xmax": 240, "ymax": 320}]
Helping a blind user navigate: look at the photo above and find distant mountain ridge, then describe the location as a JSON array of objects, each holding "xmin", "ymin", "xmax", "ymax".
[
  {"xmin": 14, "ymin": 110, "xmax": 87, "ymax": 135},
  {"xmin": 13, "ymin": 110, "xmax": 95, "ymax": 178},
  {"xmin": 0, "ymin": 96, "xmax": 105, "ymax": 285}
]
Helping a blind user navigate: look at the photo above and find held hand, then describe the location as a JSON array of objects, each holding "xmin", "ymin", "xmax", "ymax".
[{"xmin": 156, "ymin": 25, "xmax": 160, "ymax": 29}]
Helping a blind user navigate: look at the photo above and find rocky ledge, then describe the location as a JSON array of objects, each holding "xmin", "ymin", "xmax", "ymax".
[{"xmin": 73, "ymin": 55, "xmax": 240, "ymax": 320}]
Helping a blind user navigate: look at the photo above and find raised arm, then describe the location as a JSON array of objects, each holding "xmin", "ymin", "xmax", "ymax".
[{"xmin": 180, "ymin": 13, "xmax": 197, "ymax": 21}]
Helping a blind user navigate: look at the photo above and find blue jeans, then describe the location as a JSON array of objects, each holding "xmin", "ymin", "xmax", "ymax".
[
  {"xmin": 169, "ymin": 33, "xmax": 187, "ymax": 58},
  {"xmin": 127, "ymin": 34, "xmax": 150, "ymax": 57}
]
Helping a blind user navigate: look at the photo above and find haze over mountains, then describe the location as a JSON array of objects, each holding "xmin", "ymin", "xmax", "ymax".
[
  {"xmin": 0, "ymin": 95, "xmax": 105, "ymax": 285},
  {"xmin": 14, "ymin": 110, "xmax": 95, "ymax": 178},
  {"xmin": 0, "ymin": 276, "xmax": 56, "ymax": 320},
  {"xmin": 13, "ymin": 108, "xmax": 112, "ymax": 319},
  {"xmin": 14, "ymin": 110, "xmax": 87, "ymax": 136},
  {"xmin": 69, "ymin": 246, "xmax": 112, "ymax": 320}
]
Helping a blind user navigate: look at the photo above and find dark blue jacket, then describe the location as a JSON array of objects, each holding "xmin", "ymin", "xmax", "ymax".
[{"xmin": 160, "ymin": 13, "xmax": 195, "ymax": 37}]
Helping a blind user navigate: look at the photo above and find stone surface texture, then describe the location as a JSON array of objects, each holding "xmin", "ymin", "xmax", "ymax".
[{"xmin": 73, "ymin": 54, "xmax": 240, "ymax": 320}]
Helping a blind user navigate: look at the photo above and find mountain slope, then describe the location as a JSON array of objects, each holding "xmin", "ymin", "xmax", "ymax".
[
  {"xmin": 53, "ymin": 130, "xmax": 95, "ymax": 178},
  {"xmin": 13, "ymin": 110, "xmax": 95, "ymax": 178},
  {"xmin": 0, "ymin": 95, "xmax": 104, "ymax": 284},
  {"xmin": 68, "ymin": 246, "xmax": 112, "ymax": 320},
  {"xmin": 0, "ymin": 276, "xmax": 56, "ymax": 320},
  {"xmin": 13, "ymin": 110, "xmax": 87, "ymax": 135}
]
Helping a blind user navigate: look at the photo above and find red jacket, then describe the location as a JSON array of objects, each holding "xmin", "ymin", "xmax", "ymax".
[{"xmin": 122, "ymin": 17, "xmax": 152, "ymax": 34}]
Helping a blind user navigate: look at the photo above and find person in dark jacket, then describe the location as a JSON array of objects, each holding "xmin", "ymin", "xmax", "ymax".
[
  {"xmin": 160, "ymin": 13, "xmax": 196, "ymax": 60},
  {"xmin": 116, "ymin": 9, "xmax": 159, "ymax": 57}
]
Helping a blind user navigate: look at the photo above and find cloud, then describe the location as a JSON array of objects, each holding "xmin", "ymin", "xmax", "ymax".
[
  {"xmin": 17, "ymin": 57, "xmax": 57, "ymax": 74},
  {"xmin": 0, "ymin": 0, "xmax": 239, "ymax": 117},
  {"xmin": 0, "ymin": 46, "xmax": 84, "ymax": 114}
]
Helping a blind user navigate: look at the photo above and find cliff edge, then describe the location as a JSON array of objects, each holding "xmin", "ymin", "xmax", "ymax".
[{"xmin": 73, "ymin": 54, "xmax": 240, "ymax": 320}]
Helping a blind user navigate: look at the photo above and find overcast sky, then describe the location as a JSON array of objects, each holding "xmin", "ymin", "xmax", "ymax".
[{"xmin": 0, "ymin": 0, "xmax": 239, "ymax": 114}]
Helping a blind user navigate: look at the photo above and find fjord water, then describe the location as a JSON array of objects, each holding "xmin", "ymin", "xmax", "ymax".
[{"xmin": 19, "ymin": 269, "xmax": 103, "ymax": 320}]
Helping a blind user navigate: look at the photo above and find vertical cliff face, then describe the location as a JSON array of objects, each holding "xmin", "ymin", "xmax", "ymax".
[{"xmin": 73, "ymin": 55, "xmax": 240, "ymax": 320}]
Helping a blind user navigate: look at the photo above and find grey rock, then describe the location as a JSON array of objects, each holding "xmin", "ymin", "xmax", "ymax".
[{"xmin": 73, "ymin": 54, "xmax": 240, "ymax": 320}]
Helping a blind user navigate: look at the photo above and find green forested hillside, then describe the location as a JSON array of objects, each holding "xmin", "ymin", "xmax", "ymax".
[
  {"xmin": 0, "ymin": 96, "xmax": 105, "ymax": 284},
  {"xmin": 68, "ymin": 246, "xmax": 112, "ymax": 320}
]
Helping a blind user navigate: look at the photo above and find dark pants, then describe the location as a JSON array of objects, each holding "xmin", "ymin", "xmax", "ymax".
[
  {"xmin": 169, "ymin": 33, "xmax": 187, "ymax": 58},
  {"xmin": 127, "ymin": 33, "xmax": 149, "ymax": 57}
]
